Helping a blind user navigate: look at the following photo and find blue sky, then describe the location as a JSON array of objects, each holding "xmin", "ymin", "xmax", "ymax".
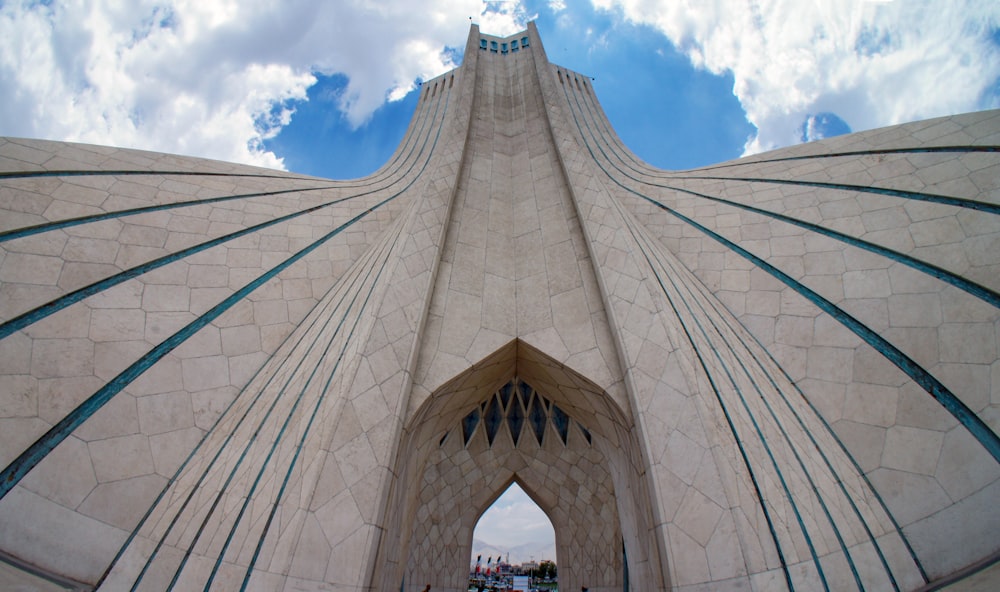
[
  {"xmin": 264, "ymin": 0, "xmax": 758, "ymax": 177},
  {"xmin": 2, "ymin": 0, "xmax": 1000, "ymax": 559},
  {"xmin": 3, "ymin": 1, "xmax": 997, "ymax": 176},
  {"xmin": 474, "ymin": 482, "xmax": 555, "ymax": 562}
]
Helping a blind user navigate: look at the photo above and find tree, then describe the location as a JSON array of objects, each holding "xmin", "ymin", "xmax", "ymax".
[{"xmin": 538, "ymin": 560, "xmax": 557, "ymax": 580}]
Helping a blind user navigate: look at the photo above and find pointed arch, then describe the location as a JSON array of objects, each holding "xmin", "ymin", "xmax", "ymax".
[
  {"xmin": 370, "ymin": 340, "xmax": 667, "ymax": 592},
  {"xmin": 470, "ymin": 478, "xmax": 556, "ymax": 564}
]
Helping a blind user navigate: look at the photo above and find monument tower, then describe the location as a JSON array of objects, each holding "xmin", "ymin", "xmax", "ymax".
[{"xmin": 0, "ymin": 23, "xmax": 998, "ymax": 592}]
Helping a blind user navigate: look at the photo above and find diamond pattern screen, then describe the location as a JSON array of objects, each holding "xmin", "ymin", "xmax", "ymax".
[{"xmin": 448, "ymin": 379, "xmax": 592, "ymax": 448}]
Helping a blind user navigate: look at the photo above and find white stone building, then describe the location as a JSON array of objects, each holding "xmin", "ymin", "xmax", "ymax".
[{"xmin": 0, "ymin": 23, "xmax": 998, "ymax": 592}]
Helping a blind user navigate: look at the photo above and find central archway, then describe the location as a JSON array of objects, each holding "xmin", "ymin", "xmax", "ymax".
[
  {"xmin": 473, "ymin": 481, "xmax": 555, "ymax": 572},
  {"xmin": 372, "ymin": 340, "xmax": 666, "ymax": 592}
]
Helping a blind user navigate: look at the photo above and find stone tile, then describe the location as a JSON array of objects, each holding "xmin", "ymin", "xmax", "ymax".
[
  {"xmin": 137, "ymin": 391, "xmax": 195, "ymax": 435},
  {"xmin": 181, "ymin": 355, "xmax": 231, "ymax": 391},
  {"xmin": 89, "ymin": 308, "xmax": 146, "ymax": 342},
  {"xmin": 0, "ymin": 374, "xmax": 36, "ymax": 418},
  {"xmin": 0, "ymin": 35, "xmax": 996, "ymax": 592},
  {"xmin": 881, "ymin": 425, "xmax": 944, "ymax": 475},
  {"xmin": 0, "ymin": 252, "xmax": 63, "ymax": 285},
  {"xmin": 77, "ymin": 473, "xmax": 167, "ymax": 530},
  {"xmin": 88, "ymin": 434, "xmax": 155, "ymax": 483},
  {"xmin": 20, "ymin": 435, "xmax": 97, "ymax": 509}
]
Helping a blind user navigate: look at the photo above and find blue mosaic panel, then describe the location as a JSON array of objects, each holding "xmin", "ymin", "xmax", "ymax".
[
  {"xmin": 462, "ymin": 408, "xmax": 480, "ymax": 446},
  {"xmin": 507, "ymin": 389, "xmax": 525, "ymax": 446},
  {"xmin": 552, "ymin": 404, "xmax": 570, "ymax": 445},
  {"xmin": 484, "ymin": 395, "xmax": 503, "ymax": 446},
  {"xmin": 516, "ymin": 379, "xmax": 531, "ymax": 405},
  {"xmin": 528, "ymin": 392, "xmax": 547, "ymax": 446},
  {"xmin": 499, "ymin": 381, "xmax": 514, "ymax": 411},
  {"xmin": 452, "ymin": 379, "xmax": 592, "ymax": 450}
]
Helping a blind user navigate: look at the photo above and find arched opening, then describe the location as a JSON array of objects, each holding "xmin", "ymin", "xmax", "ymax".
[
  {"xmin": 471, "ymin": 482, "xmax": 556, "ymax": 588},
  {"xmin": 370, "ymin": 340, "xmax": 667, "ymax": 592}
]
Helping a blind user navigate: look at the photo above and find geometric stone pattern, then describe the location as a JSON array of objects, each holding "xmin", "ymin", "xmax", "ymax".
[
  {"xmin": 0, "ymin": 21, "xmax": 997, "ymax": 592},
  {"xmin": 453, "ymin": 380, "xmax": 593, "ymax": 448},
  {"xmin": 371, "ymin": 340, "xmax": 660, "ymax": 592},
  {"xmin": 409, "ymin": 381, "xmax": 618, "ymax": 592},
  {"xmin": 551, "ymin": 65, "xmax": 1000, "ymax": 589}
]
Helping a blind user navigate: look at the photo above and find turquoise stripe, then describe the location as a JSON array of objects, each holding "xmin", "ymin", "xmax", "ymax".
[
  {"xmin": 566, "ymin": 79, "xmax": 1000, "ymax": 464},
  {"xmin": 169, "ymin": 82, "xmax": 448, "ymax": 590},
  {"xmin": 0, "ymin": 83, "xmax": 443, "ymax": 340},
  {"xmin": 238, "ymin": 83, "xmax": 456, "ymax": 592},
  {"xmin": 557, "ymin": 76, "xmax": 807, "ymax": 588},
  {"xmin": 669, "ymin": 185, "xmax": 1000, "ymax": 309},
  {"xmin": 563, "ymin": 78, "xmax": 944, "ymax": 586},
  {"xmin": 102, "ymin": 84, "xmax": 447, "ymax": 590},
  {"xmin": 676, "ymin": 174, "xmax": 1000, "ymax": 215},
  {"xmin": 0, "ymin": 169, "xmax": 317, "ymax": 181},
  {"xmin": 0, "ymin": 184, "xmax": 338, "ymax": 243},
  {"xmin": 204, "ymin": 228, "xmax": 394, "ymax": 591},
  {"xmin": 640, "ymin": 232, "xmax": 865, "ymax": 590},
  {"xmin": 572, "ymin": 85, "xmax": 928, "ymax": 582},
  {"xmin": 568, "ymin": 84, "xmax": 997, "ymax": 176},
  {"xmin": 615, "ymin": 186, "xmax": 829, "ymax": 590},
  {"xmin": 124, "ymin": 242, "xmax": 383, "ymax": 591},
  {"xmin": 94, "ymin": 87, "xmax": 442, "ymax": 589},
  {"xmin": 571, "ymin": 89, "xmax": 1000, "ymax": 312},
  {"xmin": 639, "ymin": 193, "xmax": 1000, "ymax": 463},
  {"xmin": 579, "ymin": 83, "xmax": 899, "ymax": 589},
  {"xmin": 0, "ymin": 91, "xmax": 437, "ymax": 245},
  {"xmin": 692, "ymin": 265, "xmax": 911, "ymax": 589},
  {"xmin": 168, "ymin": 239, "xmax": 391, "ymax": 591},
  {"xmin": 0, "ymin": 193, "xmax": 359, "ymax": 341},
  {"xmin": 688, "ymin": 146, "xmax": 1000, "ymax": 173},
  {"xmin": 0, "ymin": 195, "xmax": 397, "ymax": 502}
]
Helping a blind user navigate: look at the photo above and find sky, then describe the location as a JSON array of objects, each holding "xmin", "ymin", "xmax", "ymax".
[
  {"xmin": 2, "ymin": 1, "xmax": 998, "ymax": 176},
  {"xmin": 2, "ymin": 0, "xmax": 999, "ymax": 559},
  {"xmin": 473, "ymin": 482, "xmax": 555, "ymax": 561}
]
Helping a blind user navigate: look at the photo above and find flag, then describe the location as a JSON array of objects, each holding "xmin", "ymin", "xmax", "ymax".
[
  {"xmin": 486, "ymin": 556, "xmax": 492, "ymax": 576},
  {"xmin": 475, "ymin": 554, "xmax": 481, "ymax": 574}
]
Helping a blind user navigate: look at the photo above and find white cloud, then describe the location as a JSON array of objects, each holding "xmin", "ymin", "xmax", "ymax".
[
  {"xmin": 591, "ymin": 0, "xmax": 1000, "ymax": 154},
  {"xmin": 8, "ymin": 1, "xmax": 991, "ymax": 170},
  {"xmin": 0, "ymin": 0, "xmax": 530, "ymax": 169},
  {"xmin": 474, "ymin": 483, "xmax": 554, "ymax": 549}
]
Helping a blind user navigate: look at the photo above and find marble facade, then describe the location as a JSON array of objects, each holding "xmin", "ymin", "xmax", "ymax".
[{"xmin": 0, "ymin": 22, "xmax": 998, "ymax": 592}]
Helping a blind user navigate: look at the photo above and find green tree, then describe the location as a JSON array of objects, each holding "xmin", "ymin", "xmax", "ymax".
[{"xmin": 538, "ymin": 560, "xmax": 557, "ymax": 580}]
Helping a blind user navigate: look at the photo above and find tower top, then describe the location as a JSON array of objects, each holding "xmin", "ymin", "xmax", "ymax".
[{"xmin": 474, "ymin": 23, "xmax": 533, "ymax": 55}]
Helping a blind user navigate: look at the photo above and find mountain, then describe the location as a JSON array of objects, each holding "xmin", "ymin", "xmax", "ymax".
[{"xmin": 470, "ymin": 538, "xmax": 556, "ymax": 566}]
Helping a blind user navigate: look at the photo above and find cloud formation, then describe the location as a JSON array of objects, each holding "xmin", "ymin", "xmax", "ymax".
[
  {"xmin": 0, "ymin": 0, "xmax": 528, "ymax": 169},
  {"xmin": 591, "ymin": 0, "xmax": 1000, "ymax": 154},
  {"xmin": 2, "ymin": 0, "xmax": 995, "ymax": 170},
  {"xmin": 475, "ymin": 483, "xmax": 554, "ymax": 549}
]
